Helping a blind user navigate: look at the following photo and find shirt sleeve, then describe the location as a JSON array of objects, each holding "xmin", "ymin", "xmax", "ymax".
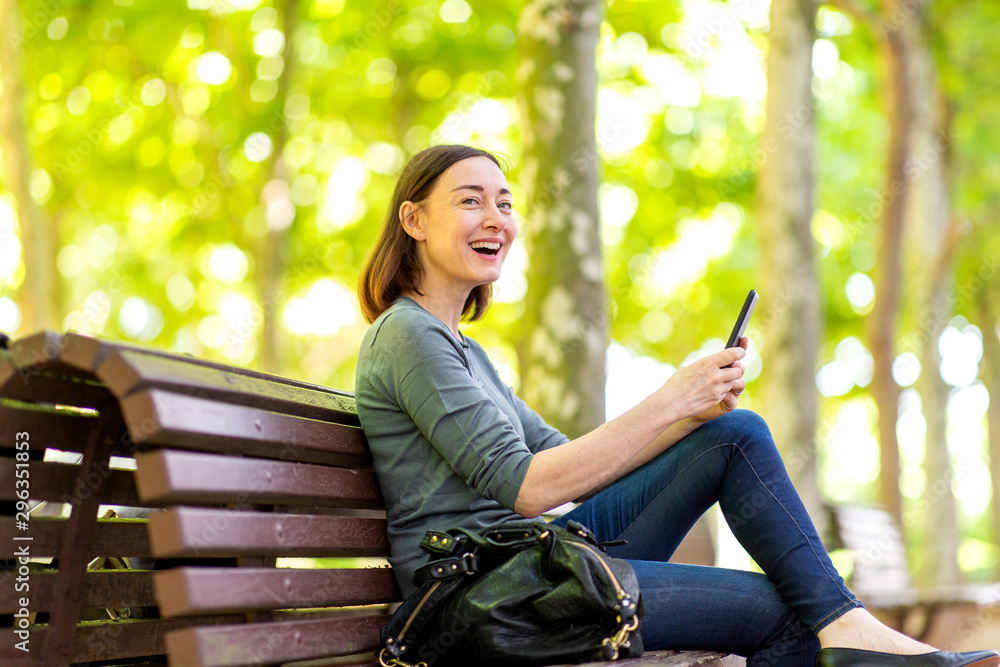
[
  {"xmin": 367, "ymin": 308, "xmax": 534, "ymax": 510},
  {"xmin": 506, "ymin": 387, "xmax": 571, "ymax": 454}
]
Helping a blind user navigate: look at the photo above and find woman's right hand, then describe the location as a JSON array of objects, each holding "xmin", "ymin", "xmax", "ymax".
[{"xmin": 656, "ymin": 346, "xmax": 746, "ymax": 423}]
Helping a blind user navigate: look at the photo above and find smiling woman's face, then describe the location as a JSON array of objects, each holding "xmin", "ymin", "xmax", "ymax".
[{"xmin": 400, "ymin": 156, "xmax": 518, "ymax": 299}]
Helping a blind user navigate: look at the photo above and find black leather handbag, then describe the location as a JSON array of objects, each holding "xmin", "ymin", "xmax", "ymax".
[{"xmin": 378, "ymin": 520, "xmax": 644, "ymax": 666}]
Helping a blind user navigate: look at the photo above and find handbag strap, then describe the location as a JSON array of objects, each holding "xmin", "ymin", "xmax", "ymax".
[{"xmin": 413, "ymin": 550, "xmax": 478, "ymax": 585}]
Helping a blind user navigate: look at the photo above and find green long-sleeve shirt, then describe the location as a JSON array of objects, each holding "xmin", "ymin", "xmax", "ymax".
[{"xmin": 355, "ymin": 296, "xmax": 569, "ymax": 596}]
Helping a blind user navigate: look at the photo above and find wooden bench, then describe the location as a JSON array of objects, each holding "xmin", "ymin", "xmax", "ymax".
[
  {"xmin": 1, "ymin": 330, "xmax": 742, "ymax": 667},
  {"xmin": 825, "ymin": 502, "xmax": 1000, "ymax": 641}
]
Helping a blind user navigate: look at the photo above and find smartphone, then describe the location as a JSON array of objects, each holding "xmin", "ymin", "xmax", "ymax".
[{"xmin": 726, "ymin": 290, "xmax": 758, "ymax": 349}]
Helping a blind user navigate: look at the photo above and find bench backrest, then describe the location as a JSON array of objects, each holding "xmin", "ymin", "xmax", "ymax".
[
  {"xmin": 825, "ymin": 502, "xmax": 913, "ymax": 601},
  {"xmin": 1, "ymin": 331, "xmax": 399, "ymax": 667},
  {"xmin": 2, "ymin": 330, "xmax": 719, "ymax": 667}
]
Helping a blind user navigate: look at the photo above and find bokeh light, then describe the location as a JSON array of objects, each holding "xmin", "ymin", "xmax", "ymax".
[
  {"xmin": 203, "ymin": 243, "xmax": 250, "ymax": 284},
  {"xmin": 282, "ymin": 279, "xmax": 359, "ymax": 336},
  {"xmin": 141, "ymin": 78, "xmax": 167, "ymax": 106},
  {"xmin": 321, "ymin": 157, "xmax": 369, "ymax": 231},
  {"xmin": 0, "ymin": 297, "xmax": 21, "ymax": 333},
  {"xmin": 166, "ymin": 274, "xmax": 197, "ymax": 311},
  {"xmin": 253, "ymin": 28, "xmax": 285, "ymax": 57},
  {"xmin": 939, "ymin": 323, "xmax": 983, "ymax": 387},
  {"xmin": 118, "ymin": 296, "xmax": 165, "ymax": 341},
  {"xmin": 597, "ymin": 89, "xmax": 649, "ymax": 156},
  {"xmin": 822, "ymin": 398, "xmax": 881, "ymax": 494},
  {"xmin": 648, "ymin": 203, "xmax": 742, "ymax": 296},
  {"xmin": 947, "ymin": 381, "xmax": 991, "ymax": 517},
  {"xmin": 845, "ymin": 272, "xmax": 875, "ymax": 312},
  {"xmin": 494, "ymin": 241, "xmax": 527, "ymax": 304},
  {"xmin": 599, "ymin": 183, "xmax": 639, "ymax": 246},
  {"xmin": 439, "ymin": 0, "xmax": 472, "ymax": 24},
  {"xmin": 244, "ymin": 132, "xmax": 273, "ymax": 162},
  {"xmin": 892, "ymin": 352, "xmax": 921, "ymax": 387},
  {"xmin": 47, "ymin": 17, "xmax": 69, "ymax": 40},
  {"xmin": 813, "ymin": 39, "xmax": 840, "ymax": 81},
  {"xmin": 605, "ymin": 342, "xmax": 676, "ymax": 421},
  {"xmin": 195, "ymin": 51, "xmax": 233, "ymax": 85}
]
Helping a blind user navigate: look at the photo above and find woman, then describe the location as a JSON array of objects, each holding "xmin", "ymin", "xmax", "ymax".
[{"xmin": 354, "ymin": 144, "xmax": 998, "ymax": 666}]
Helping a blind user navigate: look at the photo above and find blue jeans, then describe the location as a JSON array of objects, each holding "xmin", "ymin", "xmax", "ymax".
[{"xmin": 550, "ymin": 409, "xmax": 862, "ymax": 666}]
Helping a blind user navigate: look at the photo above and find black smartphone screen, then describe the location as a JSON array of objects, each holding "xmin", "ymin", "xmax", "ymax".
[{"xmin": 726, "ymin": 290, "xmax": 759, "ymax": 349}]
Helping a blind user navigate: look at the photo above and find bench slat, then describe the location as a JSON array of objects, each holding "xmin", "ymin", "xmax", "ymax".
[
  {"xmin": 98, "ymin": 350, "xmax": 359, "ymax": 424},
  {"xmin": 0, "ymin": 350, "xmax": 14, "ymax": 390},
  {"xmin": 61, "ymin": 332, "xmax": 359, "ymax": 399},
  {"xmin": 122, "ymin": 389, "xmax": 369, "ymax": 466},
  {"xmin": 0, "ymin": 457, "xmax": 142, "ymax": 506},
  {"xmin": 134, "ymin": 450, "xmax": 381, "ymax": 508},
  {"xmin": 0, "ymin": 569, "xmax": 158, "ymax": 613},
  {"xmin": 154, "ymin": 566, "xmax": 399, "ymax": 616},
  {"xmin": 0, "ymin": 403, "xmax": 99, "ymax": 451},
  {"xmin": 835, "ymin": 524, "xmax": 906, "ymax": 546},
  {"xmin": 915, "ymin": 582, "xmax": 1000, "ymax": 606},
  {"xmin": 164, "ymin": 613, "xmax": 390, "ymax": 667},
  {"xmin": 148, "ymin": 507, "xmax": 389, "ymax": 558},
  {"xmin": 853, "ymin": 582, "xmax": 1000, "ymax": 611},
  {"xmin": 852, "ymin": 588, "xmax": 920, "ymax": 608},
  {"xmin": 0, "ymin": 615, "xmax": 244, "ymax": 667},
  {"xmin": 1, "ymin": 516, "xmax": 151, "ymax": 558},
  {"xmin": 0, "ymin": 371, "xmax": 110, "ymax": 410},
  {"xmin": 853, "ymin": 572, "xmax": 913, "ymax": 589},
  {"xmin": 838, "ymin": 538, "xmax": 908, "ymax": 560},
  {"xmin": 9, "ymin": 331, "xmax": 97, "ymax": 381}
]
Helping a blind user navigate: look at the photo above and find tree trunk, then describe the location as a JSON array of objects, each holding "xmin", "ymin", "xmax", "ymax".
[
  {"xmin": 866, "ymin": 24, "xmax": 912, "ymax": 528},
  {"xmin": 890, "ymin": 0, "xmax": 962, "ymax": 586},
  {"xmin": 832, "ymin": 0, "xmax": 962, "ymax": 586},
  {"xmin": 516, "ymin": 0, "xmax": 606, "ymax": 438},
  {"xmin": 256, "ymin": 0, "xmax": 298, "ymax": 374},
  {"xmin": 1, "ymin": 0, "xmax": 58, "ymax": 334},
  {"xmin": 756, "ymin": 0, "xmax": 822, "ymax": 520},
  {"xmin": 977, "ymin": 287, "xmax": 1000, "ymax": 569}
]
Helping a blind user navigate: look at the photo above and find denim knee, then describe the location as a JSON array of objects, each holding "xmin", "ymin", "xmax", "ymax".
[
  {"xmin": 704, "ymin": 410, "xmax": 776, "ymax": 459},
  {"xmin": 718, "ymin": 409, "xmax": 771, "ymax": 438}
]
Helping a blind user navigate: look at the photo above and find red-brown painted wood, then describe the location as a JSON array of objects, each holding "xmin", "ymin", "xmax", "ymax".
[
  {"xmin": 147, "ymin": 507, "xmax": 388, "ymax": 558},
  {"xmin": 134, "ymin": 449, "xmax": 381, "ymax": 508}
]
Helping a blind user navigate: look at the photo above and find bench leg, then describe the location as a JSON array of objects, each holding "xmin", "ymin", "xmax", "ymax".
[{"xmin": 42, "ymin": 402, "xmax": 123, "ymax": 666}]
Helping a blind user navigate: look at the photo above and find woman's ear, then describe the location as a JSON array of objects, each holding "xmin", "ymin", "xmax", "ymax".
[{"xmin": 399, "ymin": 201, "xmax": 425, "ymax": 241}]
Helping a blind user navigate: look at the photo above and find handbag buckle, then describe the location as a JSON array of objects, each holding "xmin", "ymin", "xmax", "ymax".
[
  {"xmin": 600, "ymin": 614, "xmax": 641, "ymax": 661},
  {"xmin": 421, "ymin": 531, "xmax": 461, "ymax": 555},
  {"xmin": 461, "ymin": 550, "xmax": 478, "ymax": 574},
  {"xmin": 378, "ymin": 648, "xmax": 428, "ymax": 667}
]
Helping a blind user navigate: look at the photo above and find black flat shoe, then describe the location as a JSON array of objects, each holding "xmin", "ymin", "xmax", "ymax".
[{"xmin": 815, "ymin": 648, "xmax": 1000, "ymax": 666}]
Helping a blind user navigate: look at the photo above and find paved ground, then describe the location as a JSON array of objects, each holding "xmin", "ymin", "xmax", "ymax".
[{"xmin": 905, "ymin": 606, "xmax": 1000, "ymax": 651}]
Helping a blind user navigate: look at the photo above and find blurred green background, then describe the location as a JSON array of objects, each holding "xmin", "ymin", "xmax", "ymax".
[{"xmin": 2, "ymin": 0, "xmax": 1000, "ymax": 582}]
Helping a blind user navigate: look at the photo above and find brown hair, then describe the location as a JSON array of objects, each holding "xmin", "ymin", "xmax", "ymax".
[{"xmin": 358, "ymin": 145, "xmax": 504, "ymax": 324}]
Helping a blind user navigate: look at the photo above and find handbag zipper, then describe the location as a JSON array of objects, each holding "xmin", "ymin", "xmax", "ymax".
[
  {"xmin": 380, "ymin": 580, "xmax": 443, "ymax": 667},
  {"xmin": 544, "ymin": 531, "xmax": 640, "ymax": 661},
  {"xmin": 399, "ymin": 579, "xmax": 442, "ymax": 639}
]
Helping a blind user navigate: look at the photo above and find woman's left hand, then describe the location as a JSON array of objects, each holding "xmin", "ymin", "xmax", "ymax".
[{"xmin": 692, "ymin": 336, "xmax": 748, "ymax": 424}]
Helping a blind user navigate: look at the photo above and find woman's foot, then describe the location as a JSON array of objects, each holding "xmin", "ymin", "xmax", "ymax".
[{"xmin": 817, "ymin": 608, "xmax": 935, "ymax": 653}]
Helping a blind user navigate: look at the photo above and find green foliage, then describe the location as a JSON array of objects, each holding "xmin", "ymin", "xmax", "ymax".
[{"xmin": 3, "ymin": 0, "xmax": 1000, "ymax": 570}]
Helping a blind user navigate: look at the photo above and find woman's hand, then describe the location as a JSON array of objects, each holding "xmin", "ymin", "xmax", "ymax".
[
  {"xmin": 516, "ymin": 339, "xmax": 748, "ymax": 518},
  {"xmin": 659, "ymin": 336, "xmax": 748, "ymax": 425}
]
